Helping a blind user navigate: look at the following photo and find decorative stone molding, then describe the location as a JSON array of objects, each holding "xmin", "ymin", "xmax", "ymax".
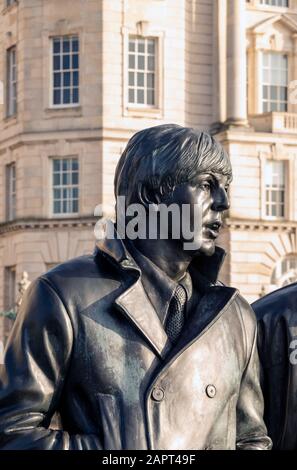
[
  {"xmin": 0, "ymin": 217, "xmax": 97, "ymax": 235},
  {"xmin": 226, "ymin": 218, "xmax": 297, "ymax": 233}
]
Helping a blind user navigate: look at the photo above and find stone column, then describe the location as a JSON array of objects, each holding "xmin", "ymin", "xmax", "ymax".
[
  {"xmin": 290, "ymin": 33, "xmax": 297, "ymax": 114},
  {"xmin": 212, "ymin": 0, "xmax": 227, "ymax": 130},
  {"xmin": 226, "ymin": 0, "xmax": 248, "ymax": 126},
  {"xmin": 254, "ymin": 45, "xmax": 263, "ymax": 115}
]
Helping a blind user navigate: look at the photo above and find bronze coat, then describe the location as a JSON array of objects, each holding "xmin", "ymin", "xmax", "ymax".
[
  {"xmin": 0, "ymin": 236, "xmax": 271, "ymax": 450},
  {"xmin": 253, "ymin": 283, "xmax": 297, "ymax": 450}
]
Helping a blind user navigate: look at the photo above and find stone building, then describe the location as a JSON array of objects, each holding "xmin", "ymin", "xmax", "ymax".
[{"xmin": 0, "ymin": 0, "xmax": 297, "ymax": 346}]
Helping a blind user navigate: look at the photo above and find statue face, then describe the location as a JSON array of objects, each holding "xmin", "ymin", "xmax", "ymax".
[{"xmin": 164, "ymin": 172, "xmax": 230, "ymax": 256}]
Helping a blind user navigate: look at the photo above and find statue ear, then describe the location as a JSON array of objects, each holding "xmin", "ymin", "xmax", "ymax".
[{"xmin": 137, "ymin": 183, "xmax": 161, "ymax": 208}]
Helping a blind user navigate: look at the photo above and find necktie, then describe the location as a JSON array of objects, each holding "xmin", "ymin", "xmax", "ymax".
[{"xmin": 165, "ymin": 284, "xmax": 187, "ymax": 344}]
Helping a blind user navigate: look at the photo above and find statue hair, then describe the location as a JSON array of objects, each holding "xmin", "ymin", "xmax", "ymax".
[{"xmin": 114, "ymin": 123, "xmax": 232, "ymax": 206}]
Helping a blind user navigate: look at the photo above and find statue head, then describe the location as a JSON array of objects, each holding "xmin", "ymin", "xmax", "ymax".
[{"xmin": 114, "ymin": 124, "xmax": 232, "ymax": 256}]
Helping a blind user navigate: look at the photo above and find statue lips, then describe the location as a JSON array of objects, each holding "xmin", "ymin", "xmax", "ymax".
[{"xmin": 204, "ymin": 220, "xmax": 222, "ymax": 239}]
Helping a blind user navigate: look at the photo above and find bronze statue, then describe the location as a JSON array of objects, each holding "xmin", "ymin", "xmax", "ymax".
[
  {"xmin": 0, "ymin": 124, "xmax": 271, "ymax": 450},
  {"xmin": 253, "ymin": 283, "xmax": 297, "ymax": 450}
]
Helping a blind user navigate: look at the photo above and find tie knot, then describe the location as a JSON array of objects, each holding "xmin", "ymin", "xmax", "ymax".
[{"xmin": 173, "ymin": 284, "xmax": 187, "ymax": 306}]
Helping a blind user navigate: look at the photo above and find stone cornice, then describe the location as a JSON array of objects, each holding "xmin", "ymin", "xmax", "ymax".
[
  {"xmin": 0, "ymin": 217, "xmax": 97, "ymax": 235},
  {"xmin": 226, "ymin": 218, "xmax": 297, "ymax": 232}
]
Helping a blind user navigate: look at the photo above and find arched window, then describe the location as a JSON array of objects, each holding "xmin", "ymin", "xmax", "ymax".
[{"xmin": 271, "ymin": 254, "xmax": 297, "ymax": 287}]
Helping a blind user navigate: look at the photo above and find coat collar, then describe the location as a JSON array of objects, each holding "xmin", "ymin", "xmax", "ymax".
[{"xmin": 95, "ymin": 223, "xmax": 237, "ymax": 359}]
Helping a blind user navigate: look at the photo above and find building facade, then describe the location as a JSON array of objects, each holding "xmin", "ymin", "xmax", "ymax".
[{"xmin": 1, "ymin": 0, "xmax": 297, "ymax": 346}]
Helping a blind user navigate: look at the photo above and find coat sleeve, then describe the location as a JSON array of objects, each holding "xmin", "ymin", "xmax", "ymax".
[
  {"xmin": 235, "ymin": 301, "xmax": 272, "ymax": 450},
  {"xmin": 0, "ymin": 278, "xmax": 102, "ymax": 450}
]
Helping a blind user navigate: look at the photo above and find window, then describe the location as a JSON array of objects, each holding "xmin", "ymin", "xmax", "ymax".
[
  {"xmin": 5, "ymin": 163, "xmax": 16, "ymax": 221},
  {"xmin": 271, "ymin": 255, "xmax": 297, "ymax": 287},
  {"xmin": 128, "ymin": 37, "xmax": 156, "ymax": 106},
  {"xmin": 52, "ymin": 158, "xmax": 79, "ymax": 215},
  {"xmin": 262, "ymin": 53, "xmax": 288, "ymax": 112},
  {"xmin": 4, "ymin": 266, "xmax": 16, "ymax": 312},
  {"xmin": 6, "ymin": 46, "xmax": 17, "ymax": 117},
  {"xmin": 260, "ymin": 0, "xmax": 288, "ymax": 6},
  {"xmin": 52, "ymin": 36, "xmax": 79, "ymax": 106},
  {"xmin": 265, "ymin": 160, "xmax": 286, "ymax": 217}
]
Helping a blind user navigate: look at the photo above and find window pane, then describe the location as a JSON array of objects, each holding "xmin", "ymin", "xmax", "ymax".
[
  {"xmin": 53, "ymin": 173, "xmax": 60, "ymax": 185},
  {"xmin": 147, "ymin": 89, "xmax": 154, "ymax": 105},
  {"xmin": 63, "ymin": 72, "xmax": 71, "ymax": 87},
  {"xmin": 128, "ymin": 88, "xmax": 134, "ymax": 103},
  {"xmin": 63, "ymin": 172, "xmax": 70, "ymax": 185},
  {"xmin": 147, "ymin": 73, "xmax": 154, "ymax": 88},
  {"xmin": 73, "ymin": 71, "xmax": 79, "ymax": 86},
  {"xmin": 129, "ymin": 54, "xmax": 135, "ymax": 69},
  {"xmin": 137, "ymin": 72, "xmax": 144, "ymax": 86},
  {"xmin": 54, "ymin": 201, "xmax": 61, "ymax": 214},
  {"xmin": 72, "ymin": 54, "xmax": 79, "ymax": 69},
  {"xmin": 63, "ymin": 39, "xmax": 70, "ymax": 53},
  {"xmin": 53, "ymin": 188, "xmax": 61, "ymax": 199},
  {"xmin": 280, "ymin": 86, "xmax": 287, "ymax": 101},
  {"xmin": 72, "ymin": 161, "xmax": 78, "ymax": 173},
  {"xmin": 72, "ymin": 88, "xmax": 79, "ymax": 103},
  {"xmin": 148, "ymin": 56, "xmax": 155, "ymax": 71},
  {"xmin": 63, "ymin": 89, "xmax": 70, "ymax": 104},
  {"xmin": 54, "ymin": 55, "xmax": 60, "ymax": 70},
  {"xmin": 138, "ymin": 55, "xmax": 145, "ymax": 70},
  {"xmin": 72, "ymin": 38, "xmax": 79, "ymax": 52},
  {"xmin": 129, "ymin": 40, "xmax": 135, "ymax": 52},
  {"xmin": 137, "ymin": 89, "xmax": 144, "ymax": 103},
  {"xmin": 53, "ymin": 39, "xmax": 61, "ymax": 54},
  {"xmin": 129, "ymin": 72, "xmax": 134, "ymax": 86},
  {"xmin": 148, "ymin": 40, "xmax": 155, "ymax": 54},
  {"xmin": 63, "ymin": 55, "xmax": 70, "ymax": 69},
  {"xmin": 271, "ymin": 86, "xmax": 277, "ymax": 100},
  {"xmin": 53, "ymin": 160, "xmax": 60, "ymax": 171},
  {"xmin": 54, "ymin": 73, "xmax": 61, "ymax": 87},
  {"xmin": 53, "ymin": 89, "xmax": 61, "ymax": 104},
  {"xmin": 138, "ymin": 40, "xmax": 145, "ymax": 53},
  {"xmin": 72, "ymin": 200, "xmax": 79, "ymax": 213}
]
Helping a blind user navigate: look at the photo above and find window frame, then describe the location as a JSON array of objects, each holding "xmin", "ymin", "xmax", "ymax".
[
  {"xmin": 122, "ymin": 26, "xmax": 164, "ymax": 118},
  {"xmin": 260, "ymin": 0, "xmax": 289, "ymax": 7},
  {"xmin": 5, "ymin": 162, "xmax": 16, "ymax": 222},
  {"xmin": 50, "ymin": 156, "xmax": 80, "ymax": 217},
  {"xmin": 261, "ymin": 157, "xmax": 290, "ymax": 220},
  {"xmin": 49, "ymin": 35, "xmax": 80, "ymax": 109},
  {"xmin": 261, "ymin": 51, "xmax": 289, "ymax": 113},
  {"xmin": 247, "ymin": 0, "xmax": 290, "ymax": 9},
  {"xmin": 6, "ymin": 45, "xmax": 17, "ymax": 118},
  {"xmin": 3, "ymin": 266, "xmax": 16, "ymax": 312},
  {"xmin": 127, "ymin": 36, "xmax": 157, "ymax": 108}
]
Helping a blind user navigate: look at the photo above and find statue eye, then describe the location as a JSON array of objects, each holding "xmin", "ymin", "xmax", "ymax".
[{"xmin": 200, "ymin": 182, "xmax": 211, "ymax": 192}]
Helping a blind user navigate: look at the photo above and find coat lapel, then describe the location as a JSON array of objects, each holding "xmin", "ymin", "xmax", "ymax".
[
  {"xmin": 115, "ymin": 277, "xmax": 171, "ymax": 359},
  {"xmin": 96, "ymin": 233, "xmax": 171, "ymax": 359},
  {"xmin": 164, "ymin": 286, "xmax": 239, "ymax": 362}
]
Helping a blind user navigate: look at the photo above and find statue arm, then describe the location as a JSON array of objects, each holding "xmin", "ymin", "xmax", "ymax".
[{"xmin": 0, "ymin": 278, "xmax": 102, "ymax": 450}]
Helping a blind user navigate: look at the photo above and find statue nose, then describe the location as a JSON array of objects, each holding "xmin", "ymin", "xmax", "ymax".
[{"xmin": 211, "ymin": 188, "xmax": 229, "ymax": 212}]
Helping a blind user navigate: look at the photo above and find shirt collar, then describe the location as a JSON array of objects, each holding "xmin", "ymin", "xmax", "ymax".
[{"xmin": 123, "ymin": 239, "xmax": 193, "ymax": 323}]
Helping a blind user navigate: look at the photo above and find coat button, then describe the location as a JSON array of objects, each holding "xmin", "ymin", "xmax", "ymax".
[
  {"xmin": 151, "ymin": 387, "xmax": 165, "ymax": 402},
  {"xmin": 206, "ymin": 384, "xmax": 216, "ymax": 398}
]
